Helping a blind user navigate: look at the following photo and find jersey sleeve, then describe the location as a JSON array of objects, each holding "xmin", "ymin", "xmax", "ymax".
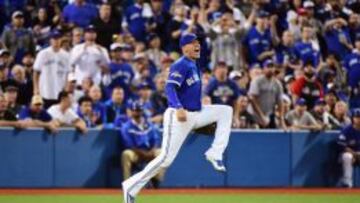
[
  {"xmin": 33, "ymin": 51, "xmax": 44, "ymax": 72},
  {"xmin": 167, "ymin": 63, "xmax": 188, "ymax": 87}
]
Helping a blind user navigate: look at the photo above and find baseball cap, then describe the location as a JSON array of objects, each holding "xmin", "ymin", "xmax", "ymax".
[
  {"xmin": 352, "ymin": 108, "xmax": 360, "ymax": 117},
  {"xmin": 296, "ymin": 98, "xmax": 307, "ymax": 106},
  {"xmin": 0, "ymin": 49, "xmax": 10, "ymax": 56},
  {"xmin": 229, "ymin": 70, "xmax": 243, "ymax": 80},
  {"xmin": 67, "ymin": 72, "xmax": 76, "ymax": 82},
  {"xmin": 31, "ymin": 95, "xmax": 44, "ymax": 105},
  {"xmin": 284, "ymin": 75, "xmax": 295, "ymax": 84},
  {"xmin": 263, "ymin": 59, "xmax": 275, "ymax": 68},
  {"xmin": 137, "ymin": 82, "xmax": 152, "ymax": 90},
  {"xmin": 129, "ymin": 100, "xmax": 143, "ymax": 111},
  {"xmin": 84, "ymin": 25, "xmax": 96, "ymax": 33},
  {"xmin": 257, "ymin": 10, "xmax": 270, "ymax": 18},
  {"xmin": 110, "ymin": 43, "xmax": 122, "ymax": 51},
  {"xmin": 12, "ymin": 11, "xmax": 24, "ymax": 18},
  {"xmin": 315, "ymin": 98, "xmax": 326, "ymax": 106},
  {"xmin": 303, "ymin": 1, "xmax": 315, "ymax": 8},
  {"xmin": 133, "ymin": 52, "xmax": 147, "ymax": 61},
  {"xmin": 179, "ymin": 33, "xmax": 198, "ymax": 48},
  {"xmin": 49, "ymin": 30, "xmax": 62, "ymax": 39}
]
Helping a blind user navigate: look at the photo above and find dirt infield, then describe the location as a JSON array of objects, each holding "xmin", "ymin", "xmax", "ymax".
[{"xmin": 0, "ymin": 188, "xmax": 360, "ymax": 195}]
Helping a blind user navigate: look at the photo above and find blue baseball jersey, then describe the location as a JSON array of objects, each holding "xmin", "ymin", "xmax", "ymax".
[
  {"xmin": 165, "ymin": 56, "xmax": 202, "ymax": 111},
  {"xmin": 337, "ymin": 125, "xmax": 360, "ymax": 152},
  {"xmin": 243, "ymin": 26, "xmax": 273, "ymax": 65},
  {"xmin": 294, "ymin": 41, "xmax": 320, "ymax": 66},
  {"xmin": 105, "ymin": 62, "xmax": 134, "ymax": 99},
  {"xmin": 325, "ymin": 27, "xmax": 351, "ymax": 59},
  {"xmin": 62, "ymin": 3, "xmax": 98, "ymax": 28},
  {"xmin": 343, "ymin": 51, "xmax": 360, "ymax": 88},
  {"xmin": 124, "ymin": 4, "xmax": 148, "ymax": 42},
  {"xmin": 205, "ymin": 77, "xmax": 241, "ymax": 106},
  {"xmin": 121, "ymin": 118, "xmax": 160, "ymax": 150},
  {"xmin": 19, "ymin": 107, "xmax": 52, "ymax": 122}
]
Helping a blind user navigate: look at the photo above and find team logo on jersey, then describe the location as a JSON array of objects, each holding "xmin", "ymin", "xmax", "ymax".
[{"xmin": 170, "ymin": 71, "xmax": 182, "ymax": 78}]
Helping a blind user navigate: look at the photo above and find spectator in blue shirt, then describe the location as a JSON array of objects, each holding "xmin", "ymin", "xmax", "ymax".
[
  {"xmin": 122, "ymin": 0, "xmax": 151, "ymax": 42},
  {"xmin": 103, "ymin": 43, "xmax": 135, "ymax": 100},
  {"xmin": 348, "ymin": 13, "xmax": 360, "ymax": 45},
  {"xmin": 18, "ymin": 95, "xmax": 58, "ymax": 133},
  {"xmin": 104, "ymin": 86, "xmax": 127, "ymax": 125},
  {"xmin": 324, "ymin": 18, "xmax": 353, "ymax": 60},
  {"xmin": 294, "ymin": 25, "xmax": 320, "ymax": 67},
  {"xmin": 120, "ymin": 101, "xmax": 164, "ymax": 187},
  {"xmin": 135, "ymin": 82, "xmax": 153, "ymax": 119},
  {"xmin": 243, "ymin": 10, "xmax": 276, "ymax": 65},
  {"xmin": 343, "ymin": 36, "xmax": 360, "ymax": 108},
  {"xmin": 205, "ymin": 61, "xmax": 241, "ymax": 107},
  {"xmin": 276, "ymin": 30, "xmax": 301, "ymax": 75},
  {"xmin": 77, "ymin": 96, "xmax": 102, "ymax": 128},
  {"xmin": 62, "ymin": 0, "xmax": 98, "ymax": 28},
  {"xmin": 337, "ymin": 108, "xmax": 360, "ymax": 188}
]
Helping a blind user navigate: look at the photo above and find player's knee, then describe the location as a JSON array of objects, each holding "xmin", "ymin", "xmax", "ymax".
[
  {"xmin": 222, "ymin": 105, "xmax": 233, "ymax": 116},
  {"xmin": 341, "ymin": 152, "xmax": 353, "ymax": 162}
]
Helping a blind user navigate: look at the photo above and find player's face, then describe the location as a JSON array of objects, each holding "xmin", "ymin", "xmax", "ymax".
[{"xmin": 183, "ymin": 40, "xmax": 201, "ymax": 60}]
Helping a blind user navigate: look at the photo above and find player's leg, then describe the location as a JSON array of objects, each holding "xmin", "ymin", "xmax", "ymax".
[
  {"xmin": 194, "ymin": 105, "xmax": 233, "ymax": 169},
  {"xmin": 122, "ymin": 109, "xmax": 194, "ymax": 200},
  {"xmin": 121, "ymin": 149, "xmax": 140, "ymax": 180},
  {"xmin": 340, "ymin": 152, "xmax": 354, "ymax": 188}
]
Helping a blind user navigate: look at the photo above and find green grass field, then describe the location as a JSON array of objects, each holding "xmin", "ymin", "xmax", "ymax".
[{"xmin": 0, "ymin": 193, "xmax": 360, "ymax": 203}]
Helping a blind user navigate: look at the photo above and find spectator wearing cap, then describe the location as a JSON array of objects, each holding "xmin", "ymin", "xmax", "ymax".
[
  {"xmin": 242, "ymin": 10, "xmax": 277, "ymax": 65},
  {"xmin": 47, "ymin": 91, "xmax": 87, "ymax": 134},
  {"xmin": 62, "ymin": 0, "xmax": 98, "ymax": 28},
  {"xmin": 344, "ymin": 36, "xmax": 360, "ymax": 108},
  {"xmin": 285, "ymin": 98, "xmax": 323, "ymax": 131},
  {"xmin": 18, "ymin": 95, "xmax": 58, "ymax": 133},
  {"xmin": 337, "ymin": 108, "xmax": 360, "ymax": 188},
  {"xmin": 229, "ymin": 70, "xmax": 248, "ymax": 93},
  {"xmin": 166, "ymin": 4, "xmax": 187, "ymax": 53},
  {"xmin": 4, "ymin": 86, "xmax": 22, "ymax": 116},
  {"xmin": 0, "ymin": 49, "xmax": 12, "ymax": 70},
  {"xmin": 120, "ymin": 100, "xmax": 164, "ymax": 186},
  {"xmin": 324, "ymin": 17, "xmax": 352, "ymax": 60},
  {"xmin": 122, "ymin": 0, "xmax": 153, "ymax": 42},
  {"xmin": 248, "ymin": 59, "xmax": 286, "ymax": 128},
  {"xmin": 150, "ymin": 73, "xmax": 167, "ymax": 125},
  {"xmin": 205, "ymin": 61, "xmax": 241, "ymax": 107},
  {"xmin": 294, "ymin": 25, "xmax": 320, "ymax": 67},
  {"xmin": 331, "ymin": 101, "xmax": 352, "ymax": 129},
  {"xmin": 302, "ymin": 1, "xmax": 323, "ymax": 35},
  {"xmin": 205, "ymin": 11, "xmax": 246, "ymax": 70},
  {"xmin": 146, "ymin": 33, "xmax": 166, "ymax": 69},
  {"xmin": 135, "ymin": 82, "xmax": 153, "ymax": 119},
  {"xmin": 1, "ymin": 10, "xmax": 36, "ymax": 63},
  {"xmin": 233, "ymin": 95, "xmax": 258, "ymax": 129},
  {"xmin": 91, "ymin": 3, "xmax": 121, "ymax": 49},
  {"xmin": 70, "ymin": 24, "xmax": 110, "ymax": 86},
  {"xmin": 102, "ymin": 43, "xmax": 135, "ymax": 100},
  {"xmin": 290, "ymin": 61, "xmax": 324, "ymax": 109},
  {"xmin": 77, "ymin": 96, "xmax": 102, "ymax": 128},
  {"xmin": 33, "ymin": 30, "xmax": 70, "ymax": 109},
  {"xmin": 275, "ymin": 30, "xmax": 301, "ymax": 75},
  {"xmin": 104, "ymin": 86, "xmax": 127, "ymax": 125},
  {"xmin": 11, "ymin": 65, "xmax": 33, "ymax": 105}
]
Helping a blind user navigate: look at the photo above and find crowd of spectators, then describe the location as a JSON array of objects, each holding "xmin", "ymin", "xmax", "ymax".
[{"xmin": 0, "ymin": 0, "xmax": 360, "ymax": 133}]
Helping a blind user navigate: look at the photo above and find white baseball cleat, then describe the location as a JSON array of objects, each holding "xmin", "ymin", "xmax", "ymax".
[
  {"xmin": 122, "ymin": 182, "xmax": 135, "ymax": 203},
  {"xmin": 206, "ymin": 156, "xmax": 226, "ymax": 172}
]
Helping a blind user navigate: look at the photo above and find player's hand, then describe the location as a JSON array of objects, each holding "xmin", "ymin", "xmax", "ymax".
[{"xmin": 176, "ymin": 108, "xmax": 187, "ymax": 122}]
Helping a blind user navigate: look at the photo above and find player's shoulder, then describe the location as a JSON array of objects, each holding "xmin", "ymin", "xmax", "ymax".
[{"xmin": 170, "ymin": 57, "xmax": 187, "ymax": 70}]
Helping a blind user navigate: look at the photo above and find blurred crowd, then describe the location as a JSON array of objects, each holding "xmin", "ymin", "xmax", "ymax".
[{"xmin": 0, "ymin": 0, "xmax": 360, "ymax": 134}]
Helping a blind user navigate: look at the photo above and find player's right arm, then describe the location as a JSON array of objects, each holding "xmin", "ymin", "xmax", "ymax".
[{"xmin": 165, "ymin": 63, "xmax": 188, "ymax": 122}]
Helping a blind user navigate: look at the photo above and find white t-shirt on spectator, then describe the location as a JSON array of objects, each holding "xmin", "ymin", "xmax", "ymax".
[
  {"xmin": 47, "ymin": 104, "xmax": 79, "ymax": 126},
  {"xmin": 33, "ymin": 47, "xmax": 70, "ymax": 100},
  {"xmin": 70, "ymin": 43, "xmax": 110, "ymax": 85}
]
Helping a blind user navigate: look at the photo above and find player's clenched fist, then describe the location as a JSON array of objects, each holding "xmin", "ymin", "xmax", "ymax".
[{"xmin": 176, "ymin": 108, "xmax": 187, "ymax": 122}]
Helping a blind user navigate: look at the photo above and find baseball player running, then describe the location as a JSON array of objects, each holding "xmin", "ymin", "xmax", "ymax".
[{"xmin": 122, "ymin": 33, "xmax": 233, "ymax": 203}]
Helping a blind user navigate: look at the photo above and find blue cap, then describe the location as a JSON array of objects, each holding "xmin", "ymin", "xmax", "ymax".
[
  {"xmin": 85, "ymin": 25, "xmax": 96, "ymax": 32},
  {"xmin": 179, "ymin": 33, "xmax": 198, "ymax": 47},
  {"xmin": 315, "ymin": 98, "xmax": 325, "ymax": 106},
  {"xmin": 296, "ymin": 98, "xmax": 307, "ymax": 106},
  {"xmin": 257, "ymin": 10, "xmax": 270, "ymax": 18},
  {"xmin": 263, "ymin": 59, "xmax": 275, "ymax": 67},
  {"xmin": 49, "ymin": 30, "xmax": 62, "ymax": 39},
  {"xmin": 137, "ymin": 82, "xmax": 151, "ymax": 90},
  {"xmin": 129, "ymin": 100, "xmax": 143, "ymax": 111},
  {"xmin": 351, "ymin": 108, "xmax": 360, "ymax": 117}
]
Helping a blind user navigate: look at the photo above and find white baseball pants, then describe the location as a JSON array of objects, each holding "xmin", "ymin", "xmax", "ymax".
[
  {"xmin": 340, "ymin": 152, "xmax": 360, "ymax": 187},
  {"xmin": 122, "ymin": 105, "xmax": 233, "ymax": 196}
]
